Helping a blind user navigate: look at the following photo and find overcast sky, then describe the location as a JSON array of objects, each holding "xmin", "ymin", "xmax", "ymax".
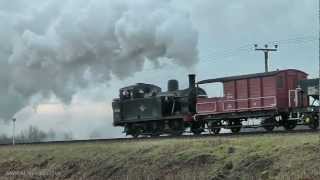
[{"xmin": 0, "ymin": 0, "xmax": 318, "ymax": 139}]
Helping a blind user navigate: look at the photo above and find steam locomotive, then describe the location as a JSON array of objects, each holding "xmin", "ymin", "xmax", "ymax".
[{"xmin": 112, "ymin": 69, "xmax": 319, "ymax": 137}]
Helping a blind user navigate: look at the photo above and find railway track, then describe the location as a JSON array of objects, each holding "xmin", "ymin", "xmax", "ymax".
[{"xmin": 0, "ymin": 129, "xmax": 318, "ymax": 146}]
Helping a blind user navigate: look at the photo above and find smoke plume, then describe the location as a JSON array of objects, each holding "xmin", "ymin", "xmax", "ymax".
[{"xmin": 0, "ymin": 0, "xmax": 198, "ymax": 120}]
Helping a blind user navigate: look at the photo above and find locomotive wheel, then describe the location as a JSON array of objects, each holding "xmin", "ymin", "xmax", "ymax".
[
  {"xmin": 126, "ymin": 124, "xmax": 141, "ymax": 138},
  {"xmin": 262, "ymin": 118, "xmax": 275, "ymax": 132},
  {"xmin": 151, "ymin": 133, "xmax": 160, "ymax": 137},
  {"xmin": 283, "ymin": 120, "xmax": 297, "ymax": 131},
  {"xmin": 169, "ymin": 120, "xmax": 184, "ymax": 136},
  {"xmin": 131, "ymin": 129, "xmax": 141, "ymax": 138},
  {"xmin": 192, "ymin": 129, "xmax": 202, "ymax": 135},
  {"xmin": 210, "ymin": 121, "xmax": 221, "ymax": 135},
  {"xmin": 306, "ymin": 115, "xmax": 319, "ymax": 130},
  {"xmin": 171, "ymin": 130, "xmax": 184, "ymax": 136},
  {"xmin": 150, "ymin": 122, "xmax": 164, "ymax": 137},
  {"xmin": 191, "ymin": 122, "xmax": 203, "ymax": 135},
  {"xmin": 230, "ymin": 120, "xmax": 242, "ymax": 133}
]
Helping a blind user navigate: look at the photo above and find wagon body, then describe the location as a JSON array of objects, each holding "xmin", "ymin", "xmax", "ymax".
[{"xmin": 197, "ymin": 69, "xmax": 308, "ymax": 116}]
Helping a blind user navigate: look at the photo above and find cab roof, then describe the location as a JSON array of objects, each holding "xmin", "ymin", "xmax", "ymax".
[
  {"xmin": 120, "ymin": 83, "xmax": 161, "ymax": 91},
  {"xmin": 197, "ymin": 69, "xmax": 307, "ymax": 85}
]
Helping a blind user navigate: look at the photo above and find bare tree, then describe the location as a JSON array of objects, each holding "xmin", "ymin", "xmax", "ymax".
[{"xmin": 63, "ymin": 132, "xmax": 73, "ymax": 140}]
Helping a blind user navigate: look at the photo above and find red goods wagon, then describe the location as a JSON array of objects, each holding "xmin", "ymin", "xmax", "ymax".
[{"xmin": 197, "ymin": 69, "xmax": 308, "ymax": 116}]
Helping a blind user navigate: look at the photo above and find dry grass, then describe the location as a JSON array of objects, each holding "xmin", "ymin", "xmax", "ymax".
[{"xmin": 0, "ymin": 134, "xmax": 319, "ymax": 179}]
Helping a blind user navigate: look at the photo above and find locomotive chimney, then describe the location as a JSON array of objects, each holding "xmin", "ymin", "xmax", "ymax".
[
  {"xmin": 168, "ymin": 79, "xmax": 179, "ymax": 91},
  {"xmin": 188, "ymin": 74, "xmax": 196, "ymax": 89}
]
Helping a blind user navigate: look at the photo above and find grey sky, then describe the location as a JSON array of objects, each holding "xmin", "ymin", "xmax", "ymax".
[{"xmin": 0, "ymin": 0, "xmax": 318, "ymax": 138}]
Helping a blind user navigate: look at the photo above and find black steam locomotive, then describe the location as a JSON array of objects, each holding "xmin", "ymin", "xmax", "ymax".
[{"xmin": 112, "ymin": 75, "xmax": 206, "ymax": 137}]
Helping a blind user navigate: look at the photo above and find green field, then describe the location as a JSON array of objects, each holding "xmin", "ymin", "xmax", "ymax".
[{"xmin": 0, "ymin": 133, "xmax": 319, "ymax": 180}]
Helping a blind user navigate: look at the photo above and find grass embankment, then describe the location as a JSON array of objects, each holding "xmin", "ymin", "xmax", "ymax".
[{"xmin": 0, "ymin": 134, "xmax": 319, "ymax": 180}]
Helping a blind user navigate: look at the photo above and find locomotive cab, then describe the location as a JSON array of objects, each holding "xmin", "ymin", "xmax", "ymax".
[{"xmin": 113, "ymin": 83, "xmax": 162, "ymax": 126}]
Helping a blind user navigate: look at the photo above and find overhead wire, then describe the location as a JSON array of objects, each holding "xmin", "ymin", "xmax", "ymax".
[
  {"xmin": 134, "ymin": 35, "xmax": 318, "ymax": 76},
  {"xmin": 199, "ymin": 35, "xmax": 318, "ymax": 63},
  {"xmin": 200, "ymin": 35, "xmax": 315, "ymax": 59}
]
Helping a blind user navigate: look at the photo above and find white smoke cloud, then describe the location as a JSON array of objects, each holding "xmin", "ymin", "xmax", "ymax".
[{"xmin": 0, "ymin": 0, "xmax": 199, "ymax": 121}]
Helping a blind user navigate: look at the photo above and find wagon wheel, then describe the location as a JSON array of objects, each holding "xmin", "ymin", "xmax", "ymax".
[
  {"xmin": 283, "ymin": 120, "xmax": 297, "ymax": 131},
  {"xmin": 212, "ymin": 127, "xmax": 221, "ymax": 135},
  {"xmin": 306, "ymin": 115, "xmax": 319, "ymax": 130},
  {"xmin": 262, "ymin": 118, "xmax": 276, "ymax": 132},
  {"xmin": 230, "ymin": 120, "xmax": 242, "ymax": 133},
  {"xmin": 210, "ymin": 121, "xmax": 222, "ymax": 135}
]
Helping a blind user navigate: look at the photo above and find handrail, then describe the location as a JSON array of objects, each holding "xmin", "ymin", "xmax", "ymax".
[{"xmin": 197, "ymin": 96, "xmax": 277, "ymax": 113}]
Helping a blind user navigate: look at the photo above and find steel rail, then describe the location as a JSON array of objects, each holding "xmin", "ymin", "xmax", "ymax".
[{"xmin": 0, "ymin": 129, "xmax": 318, "ymax": 147}]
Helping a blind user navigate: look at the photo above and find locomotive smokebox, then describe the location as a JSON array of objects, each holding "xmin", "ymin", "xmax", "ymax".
[
  {"xmin": 168, "ymin": 79, "xmax": 179, "ymax": 91},
  {"xmin": 188, "ymin": 74, "xmax": 196, "ymax": 89}
]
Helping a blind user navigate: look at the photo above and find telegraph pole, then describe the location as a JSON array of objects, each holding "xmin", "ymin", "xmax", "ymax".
[
  {"xmin": 254, "ymin": 44, "xmax": 278, "ymax": 72},
  {"xmin": 318, "ymin": 0, "xmax": 320, "ymax": 115},
  {"xmin": 12, "ymin": 118, "xmax": 16, "ymax": 145}
]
